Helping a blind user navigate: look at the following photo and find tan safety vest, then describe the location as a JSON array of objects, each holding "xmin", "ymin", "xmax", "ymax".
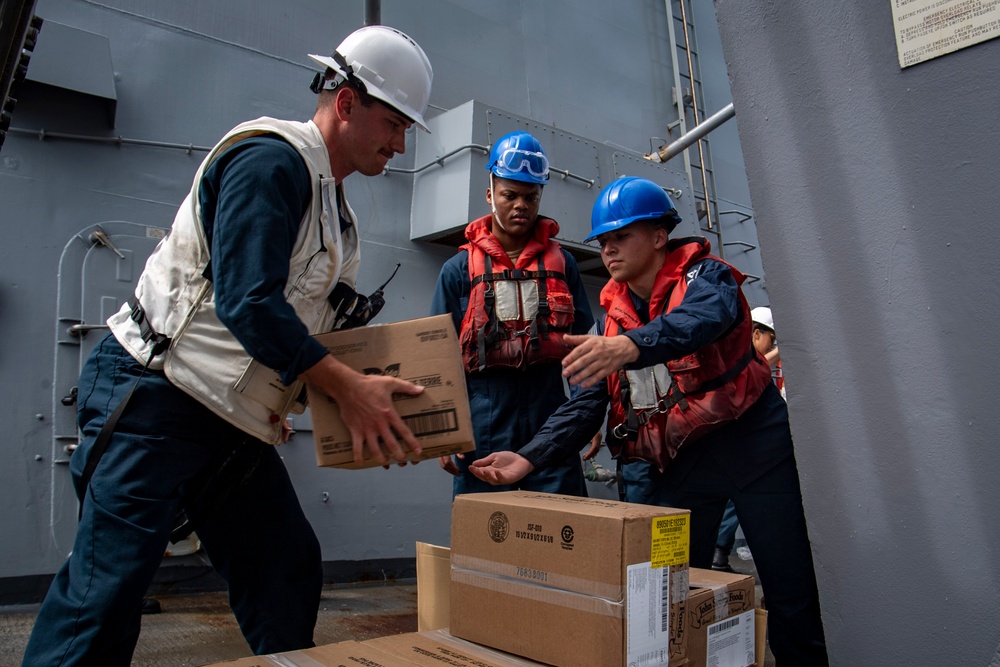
[{"xmin": 108, "ymin": 117, "xmax": 360, "ymax": 444}]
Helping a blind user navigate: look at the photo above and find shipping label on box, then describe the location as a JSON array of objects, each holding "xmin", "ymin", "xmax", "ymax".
[
  {"xmin": 626, "ymin": 562, "xmax": 672, "ymax": 666},
  {"xmin": 449, "ymin": 491, "xmax": 691, "ymax": 667},
  {"xmin": 705, "ymin": 610, "xmax": 755, "ymax": 667},
  {"xmin": 306, "ymin": 314, "xmax": 475, "ymax": 469}
]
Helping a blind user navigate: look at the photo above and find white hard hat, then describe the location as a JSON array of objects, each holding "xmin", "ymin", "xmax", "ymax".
[
  {"xmin": 309, "ymin": 25, "xmax": 433, "ymax": 132},
  {"xmin": 750, "ymin": 306, "xmax": 775, "ymax": 332}
]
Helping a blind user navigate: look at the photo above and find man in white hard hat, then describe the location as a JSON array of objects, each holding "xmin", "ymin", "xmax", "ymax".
[{"xmin": 21, "ymin": 25, "xmax": 433, "ymax": 666}]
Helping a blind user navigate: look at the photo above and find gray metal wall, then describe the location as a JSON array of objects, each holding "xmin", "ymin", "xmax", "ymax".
[
  {"xmin": 713, "ymin": 1, "xmax": 1000, "ymax": 664},
  {"xmin": 0, "ymin": 0, "xmax": 763, "ymax": 597}
]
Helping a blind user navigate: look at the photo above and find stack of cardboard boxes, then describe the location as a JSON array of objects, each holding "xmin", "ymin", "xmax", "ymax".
[
  {"xmin": 448, "ymin": 491, "xmax": 690, "ymax": 667},
  {"xmin": 203, "ymin": 491, "xmax": 765, "ymax": 667}
]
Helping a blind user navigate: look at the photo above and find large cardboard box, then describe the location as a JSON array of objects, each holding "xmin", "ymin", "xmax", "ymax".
[
  {"xmin": 306, "ymin": 314, "xmax": 475, "ymax": 469},
  {"xmin": 198, "ymin": 639, "xmax": 423, "ymax": 666},
  {"xmin": 683, "ymin": 568, "xmax": 756, "ymax": 667},
  {"xmin": 450, "ymin": 491, "xmax": 691, "ymax": 667},
  {"xmin": 366, "ymin": 630, "xmax": 549, "ymax": 666}
]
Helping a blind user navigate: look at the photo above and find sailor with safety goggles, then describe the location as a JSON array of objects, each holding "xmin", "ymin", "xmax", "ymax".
[{"xmin": 430, "ymin": 131, "xmax": 596, "ymax": 497}]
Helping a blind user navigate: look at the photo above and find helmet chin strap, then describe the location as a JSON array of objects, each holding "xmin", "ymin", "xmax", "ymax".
[{"xmin": 489, "ymin": 173, "xmax": 508, "ymax": 232}]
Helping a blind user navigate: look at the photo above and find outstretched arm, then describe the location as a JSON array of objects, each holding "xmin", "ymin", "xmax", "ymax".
[
  {"xmin": 562, "ymin": 259, "xmax": 741, "ymax": 388},
  {"xmin": 469, "ymin": 451, "xmax": 535, "ymax": 485},
  {"xmin": 560, "ymin": 333, "xmax": 639, "ymax": 389}
]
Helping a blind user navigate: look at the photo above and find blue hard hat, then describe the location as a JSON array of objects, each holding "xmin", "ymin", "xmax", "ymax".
[
  {"xmin": 585, "ymin": 176, "xmax": 682, "ymax": 243},
  {"xmin": 485, "ymin": 131, "xmax": 549, "ymax": 184}
]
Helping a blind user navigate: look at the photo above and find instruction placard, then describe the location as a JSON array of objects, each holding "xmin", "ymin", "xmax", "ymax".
[
  {"xmin": 891, "ymin": 0, "xmax": 1000, "ymax": 68},
  {"xmin": 651, "ymin": 514, "xmax": 690, "ymax": 568}
]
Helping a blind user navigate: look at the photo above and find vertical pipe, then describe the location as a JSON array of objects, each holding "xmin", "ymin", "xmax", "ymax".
[{"xmin": 365, "ymin": 0, "xmax": 381, "ymax": 26}]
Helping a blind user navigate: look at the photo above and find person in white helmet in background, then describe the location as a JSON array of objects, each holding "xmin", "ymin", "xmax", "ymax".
[
  {"xmin": 751, "ymin": 306, "xmax": 785, "ymax": 398},
  {"xmin": 21, "ymin": 25, "xmax": 433, "ymax": 666},
  {"xmin": 430, "ymin": 131, "xmax": 596, "ymax": 497}
]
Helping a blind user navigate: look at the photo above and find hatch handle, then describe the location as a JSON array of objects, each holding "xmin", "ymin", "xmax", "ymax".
[{"xmin": 89, "ymin": 226, "xmax": 126, "ymax": 260}]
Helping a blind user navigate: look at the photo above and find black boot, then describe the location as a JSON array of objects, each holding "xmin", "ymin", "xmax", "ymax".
[
  {"xmin": 711, "ymin": 547, "xmax": 735, "ymax": 573},
  {"xmin": 141, "ymin": 597, "xmax": 162, "ymax": 614}
]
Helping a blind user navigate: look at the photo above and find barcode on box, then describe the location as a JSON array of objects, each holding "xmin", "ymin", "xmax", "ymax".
[
  {"xmin": 709, "ymin": 615, "xmax": 740, "ymax": 636},
  {"xmin": 660, "ymin": 570, "xmax": 670, "ymax": 633},
  {"xmin": 403, "ymin": 408, "xmax": 459, "ymax": 437}
]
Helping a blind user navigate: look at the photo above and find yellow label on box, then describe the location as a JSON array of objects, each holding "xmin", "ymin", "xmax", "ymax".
[{"xmin": 651, "ymin": 514, "xmax": 689, "ymax": 568}]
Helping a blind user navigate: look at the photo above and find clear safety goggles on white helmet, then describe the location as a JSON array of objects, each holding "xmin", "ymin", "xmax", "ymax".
[{"xmin": 308, "ymin": 25, "xmax": 433, "ymax": 132}]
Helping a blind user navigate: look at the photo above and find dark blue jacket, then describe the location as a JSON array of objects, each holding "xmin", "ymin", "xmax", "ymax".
[{"xmin": 517, "ymin": 257, "xmax": 794, "ymax": 485}]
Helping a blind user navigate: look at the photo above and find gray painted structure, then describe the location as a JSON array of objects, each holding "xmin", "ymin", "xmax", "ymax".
[{"xmin": 714, "ymin": 1, "xmax": 1000, "ymax": 665}]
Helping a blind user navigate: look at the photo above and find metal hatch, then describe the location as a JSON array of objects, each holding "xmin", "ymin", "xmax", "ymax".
[{"xmin": 49, "ymin": 221, "xmax": 167, "ymax": 550}]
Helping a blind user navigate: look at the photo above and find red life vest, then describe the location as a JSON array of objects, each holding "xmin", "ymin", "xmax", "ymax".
[
  {"xmin": 459, "ymin": 215, "xmax": 576, "ymax": 372},
  {"xmin": 604, "ymin": 237, "xmax": 772, "ymax": 471},
  {"xmin": 773, "ymin": 360, "xmax": 785, "ymax": 393}
]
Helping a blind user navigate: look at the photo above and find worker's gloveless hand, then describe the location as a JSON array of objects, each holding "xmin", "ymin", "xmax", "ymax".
[
  {"xmin": 468, "ymin": 451, "xmax": 534, "ymax": 485},
  {"xmin": 300, "ymin": 355, "xmax": 424, "ymax": 465},
  {"xmin": 582, "ymin": 433, "xmax": 602, "ymax": 461},
  {"xmin": 438, "ymin": 453, "xmax": 462, "ymax": 476},
  {"xmin": 561, "ymin": 333, "xmax": 639, "ymax": 388}
]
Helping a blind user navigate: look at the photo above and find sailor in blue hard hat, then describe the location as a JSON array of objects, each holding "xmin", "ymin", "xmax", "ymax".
[
  {"xmin": 469, "ymin": 175, "xmax": 830, "ymax": 665},
  {"xmin": 429, "ymin": 130, "xmax": 597, "ymax": 498}
]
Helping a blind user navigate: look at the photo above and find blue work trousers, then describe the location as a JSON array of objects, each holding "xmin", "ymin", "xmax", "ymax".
[
  {"xmin": 716, "ymin": 500, "xmax": 740, "ymax": 553},
  {"xmin": 22, "ymin": 335, "xmax": 322, "ymax": 667}
]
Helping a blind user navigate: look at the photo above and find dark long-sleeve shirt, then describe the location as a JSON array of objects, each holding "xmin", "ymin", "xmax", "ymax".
[{"xmin": 518, "ymin": 257, "xmax": 741, "ymax": 469}]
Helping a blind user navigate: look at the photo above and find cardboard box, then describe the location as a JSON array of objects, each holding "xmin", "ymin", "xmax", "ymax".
[
  {"xmin": 306, "ymin": 315, "xmax": 475, "ymax": 469},
  {"xmin": 198, "ymin": 639, "xmax": 423, "ymax": 666},
  {"xmin": 366, "ymin": 630, "xmax": 549, "ymax": 666},
  {"xmin": 416, "ymin": 541, "xmax": 451, "ymax": 632},
  {"xmin": 683, "ymin": 568, "xmax": 756, "ymax": 667},
  {"xmin": 754, "ymin": 608, "xmax": 767, "ymax": 667},
  {"xmin": 450, "ymin": 491, "xmax": 691, "ymax": 667}
]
